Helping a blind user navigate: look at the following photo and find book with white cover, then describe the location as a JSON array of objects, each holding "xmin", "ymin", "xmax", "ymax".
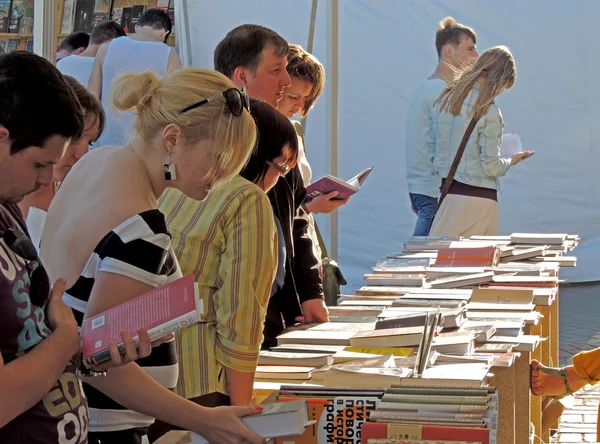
[{"xmin": 191, "ymin": 400, "xmax": 313, "ymax": 443}]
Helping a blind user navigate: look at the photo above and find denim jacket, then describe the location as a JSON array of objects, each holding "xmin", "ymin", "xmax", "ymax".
[{"xmin": 428, "ymin": 87, "xmax": 511, "ymax": 190}]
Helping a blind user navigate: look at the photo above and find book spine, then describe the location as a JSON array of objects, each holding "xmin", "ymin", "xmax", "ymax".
[{"xmin": 485, "ymin": 390, "xmax": 498, "ymax": 444}]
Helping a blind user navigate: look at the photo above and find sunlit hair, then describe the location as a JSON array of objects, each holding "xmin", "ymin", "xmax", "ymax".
[
  {"xmin": 286, "ymin": 44, "xmax": 325, "ymax": 117},
  {"xmin": 437, "ymin": 46, "xmax": 516, "ymax": 121},
  {"xmin": 111, "ymin": 68, "xmax": 257, "ymax": 190},
  {"xmin": 63, "ymin": 75, "xmax": 105, "ymax": 142},
  {"xmin": 435, "ymin": 16, "xmax": 477, "ymax": 59}
]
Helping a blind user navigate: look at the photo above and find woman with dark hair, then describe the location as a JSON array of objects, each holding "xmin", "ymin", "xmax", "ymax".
[{"xmin": 150, "ymin": 99, "xmax": 298, "ymax": 440}]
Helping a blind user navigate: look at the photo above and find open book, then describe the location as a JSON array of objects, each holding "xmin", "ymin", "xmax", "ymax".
[{"xmin": 305, "ymin": 166, "xmax": 374, "ymax": 200}]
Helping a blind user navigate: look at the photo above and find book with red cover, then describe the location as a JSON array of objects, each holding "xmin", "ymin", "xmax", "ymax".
[
  {"xmin": 81, "ymin": 274, "xmax": 201, "ymax": 368},
  {"xmin": 305, "ymin": 166, "xmax": 373, "ymax": 201},
  {"xmin": 435, "ymin": 247, "xmax": 500, "ymax": 268},
  {"xmin": 361, "ymin": 422, "xmax": 489, "ymax": 444}
]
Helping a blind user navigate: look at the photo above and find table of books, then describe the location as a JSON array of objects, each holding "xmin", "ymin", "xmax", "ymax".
[{"xmin": 162, "ymin": 233, "xmax": 579, "ymax": 444}]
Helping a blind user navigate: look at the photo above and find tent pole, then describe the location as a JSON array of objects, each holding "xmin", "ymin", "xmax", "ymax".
[
  {"xmin": 173, "ymin": 0, "xmax": 192, "ymax": 66},
  {"xmin": 300, "ymin": 0, "xmax": 318, "ymax": 134},
  {"xmin": 326, "ymin": 0, "xmax": 339, "ymax": 261},
  {"xmin": 33, "ymin": 0, "xmax": 57, "ymax": 64}
]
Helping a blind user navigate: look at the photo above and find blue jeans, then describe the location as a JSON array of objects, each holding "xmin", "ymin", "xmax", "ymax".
[{"xmin": 409, "ymin": 193, "xmax": 438, "ymax": 236}]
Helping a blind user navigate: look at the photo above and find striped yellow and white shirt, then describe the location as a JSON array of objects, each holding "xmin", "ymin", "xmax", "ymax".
[{"xmin": 159, "ymin": 176, "xmax": 278, "ymax": 399}]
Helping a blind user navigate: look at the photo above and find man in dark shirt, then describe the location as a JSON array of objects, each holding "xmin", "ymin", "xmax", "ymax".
[
  {"xmin": 0, "ymin": 51, "xmax": 148, "ymax": 443},
  {"xmin": 214, "ymin": 25, "xmax": 328, "ymax": 347}
]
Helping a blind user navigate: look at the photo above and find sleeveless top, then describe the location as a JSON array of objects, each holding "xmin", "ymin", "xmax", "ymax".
[
  {"xmin": 63, "ymin": 209, "xmax": 182, "ymax": 432},
  {"xmin": 93, "ymin": 37, "xmax": 171, "ymax": 149}
]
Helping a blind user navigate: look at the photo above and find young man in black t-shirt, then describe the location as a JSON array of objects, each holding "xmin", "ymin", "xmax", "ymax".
[{"xmin": 0, "ymin": 51, "xmax": 149, "ymax": 443}]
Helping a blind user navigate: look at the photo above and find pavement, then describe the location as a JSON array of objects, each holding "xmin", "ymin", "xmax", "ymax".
[{"xmin": 554, "ymin": 282, "xmax": 600, "ymax": 442}]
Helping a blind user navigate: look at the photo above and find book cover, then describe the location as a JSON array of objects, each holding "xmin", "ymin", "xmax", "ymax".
[
  {"xmin": 255, "ymin": 366, "xmax": 315, "ymax": 381},
  {"xmin": 360, "ymin": 422, "xmax": 490, "ymax": 444},
  {"xmin": 73, "ymin": 0, "xmax": 94, "ymax": 32},
  {"xmin": 0, "ymin": 0, "xmax": 10, "ymax": 32},
  {"xmin": 93, "ymin": 0, "xmax": 110, "ymax": 13},
  {"xmin": 82, "ymin": 274, "xmax": 201, "ymax": 368},
  {"xmin": 60, "ymin": 0, "xmax": 76, "ymax": 34},
  {"xmin": 129, "ymin": 5, "xmax": 147, "ymax": 33},
  {"xmin": 111, "ymin": 8, "xmax": 123, "ymax": 24},
  {"xmin": 120, "ymin": 7, "xmax": 132, "ymax": 33},
  {"xmin": 305, "ymin": 166, "xmax": 373, "ymax": 201},
  {"xmin": 276, "ymin": 330, "xmax": 355, "ymax": 346},
  {"xmin": 435, "ymin": 247, "xmax": 500, "ymax": 268},
  {"xmin": 275, "ymin": 396, "xmax": 380, "ymax": 444},
  {"xmin": 193, "ymin": 400, "xmax": 312, "ymax": 443}
]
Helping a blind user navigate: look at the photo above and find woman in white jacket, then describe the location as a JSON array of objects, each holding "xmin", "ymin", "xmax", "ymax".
[{"xmin": 429, "ymin": 45, "xmax": 532, "ymax": 237}]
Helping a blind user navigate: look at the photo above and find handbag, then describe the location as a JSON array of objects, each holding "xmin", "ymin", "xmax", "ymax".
[
  {"xmin": 438, "ymin": 117, "xmax": 478, "ymax": 206},
  {"xmin": 314, "ymin": 221, "xmax": 347, "ymax": 306}
]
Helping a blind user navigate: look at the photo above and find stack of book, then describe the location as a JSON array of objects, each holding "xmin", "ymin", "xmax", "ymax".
[{"xmin": 251, "ymin": 232, "xmax": 579, "ymax": 444}]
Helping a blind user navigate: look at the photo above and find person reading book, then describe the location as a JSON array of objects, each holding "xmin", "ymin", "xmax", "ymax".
[
  {"xmin": 214, "ymin": 25, "xmax": 328, "ymax": 347},
  {"xmin": 276, "ymin": 43, "xmax": 348, "ymax": 306},
  {"xmin": 277, "ymin": 44, "xmax": 348, "ymax": 215},
  {"xmin": 149, "ymin": 99, "xmax": 298, "ymax": 440},
  {"xmin": 19, "ymin": 76, "xmax": 105, "ymax": 231},
  {"xmin": 428, "ymin": 45, "xmax": 533, "ymax": 237},
  {"xmin": 405, "ymin": 17, "xmax": 478, "ymax": 236},
  {"xmin": 0, "ymin": 51, "xmax": 151, "ymax": 444},
  {"xmin": 39, "ymin": 68, "xmax": 265, "ymax": 443}
]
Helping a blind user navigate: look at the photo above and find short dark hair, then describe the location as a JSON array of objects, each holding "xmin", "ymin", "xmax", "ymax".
[
  {"xmin": 0, "ymin": 52, "xmax": 83, "ymax": 154},
  {"xmin": 138, "ymin": 8, "xmax": 172, "ymax": 33},
  {"xmin": 240, "ymin": 99, "xmax": 298, "ymax": 186},
  {"xmin": 214, "ymin": 24, "xmax": 288, "ymax": 79},
  {"xmin": 59, "ymin": 31, "xmax": 90, "ymax": 52},
  {"xmin": 435, "ymin": 17, "xmax": 476, "ymax": 58},
  {"xmin": 90, "ymin": 20, "xmax": 126, "ymax": 45},
  {"xmin": 63, "ymin": 76, "xmax": 105, "ymax": 142}
]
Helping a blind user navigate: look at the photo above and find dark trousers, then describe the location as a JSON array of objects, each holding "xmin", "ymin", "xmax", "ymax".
[{"xmin": 146, "ymin": 391, "xmax": 231, "ymax": 442}]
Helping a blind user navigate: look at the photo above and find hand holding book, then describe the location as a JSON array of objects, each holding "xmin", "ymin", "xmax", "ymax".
[
  {"xmin": 509, "ymin": 151, "xmax": 535, "ymax": 165},
  {"xmin": 305, "ymin": 190, "xmax": 348, "ymax": 214}
]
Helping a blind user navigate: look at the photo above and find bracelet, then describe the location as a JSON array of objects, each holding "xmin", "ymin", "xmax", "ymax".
[{"xmin": 76, "ymin": 367, "xmax": 108, "ymax": 378}]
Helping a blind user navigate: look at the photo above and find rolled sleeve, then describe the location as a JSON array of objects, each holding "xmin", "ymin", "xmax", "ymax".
[
  {"xmin": 479, "ymin": 104, "xmax": 511, "ymax": 177},
  {"xmin": 572, "ymin": 348, "xmax": 600, "ymax": 384},
  {"xmin": 214, "ymin": 188, "xmax": 277, "ymax": 372}
]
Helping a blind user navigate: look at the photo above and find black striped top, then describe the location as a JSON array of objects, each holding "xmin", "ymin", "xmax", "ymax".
[{"xmin": 63, "ymin": 210, "xmax": 182, "ymax": 432}]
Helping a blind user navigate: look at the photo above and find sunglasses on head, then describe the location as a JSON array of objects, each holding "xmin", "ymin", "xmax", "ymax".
[
  {"xmin": 266, "ymin": 160, "xmax": 291, "ymax": 176},
  {"xmin": 2, "ymin": 229, "xmax": 50, "ymax": 307},
  {"xmin": 180, "ymin": 86, "xmax": 250, "ymax": 116}
]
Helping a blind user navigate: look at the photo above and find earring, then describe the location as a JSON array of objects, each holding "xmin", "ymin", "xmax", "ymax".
[{"xmin": 164, "ymin": 152, "xmax": 177, "ymax": 181}]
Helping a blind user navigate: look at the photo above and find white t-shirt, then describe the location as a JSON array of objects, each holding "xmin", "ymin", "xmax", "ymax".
[{"xmin": 57, "ymin": 55, "xmax": 95, "ymax": 87}]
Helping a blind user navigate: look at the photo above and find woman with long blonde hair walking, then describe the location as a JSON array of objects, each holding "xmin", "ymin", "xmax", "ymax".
[{"xmin": 429, "ymin": 45, "xmax": 533, "ymax": 236}]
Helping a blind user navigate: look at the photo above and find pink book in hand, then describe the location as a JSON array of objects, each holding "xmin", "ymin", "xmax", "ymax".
[
  {"xmin": 305, "ymin": 166, "xmax": 374, "ymax": 201},
  {"xmin": 81, "ymin": 274, "xmax": 202, "ymax": 368}
]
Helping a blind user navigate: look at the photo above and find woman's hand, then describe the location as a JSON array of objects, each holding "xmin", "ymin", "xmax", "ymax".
[
  {"xmin": 305, "ymin": 191, "xmax": 348, "ymax": 214},
  {"xmin": 509, "ymin": 151, "xmax": 534, "ymax": 166},
  {"xmin": 85, "ymin": 329, "xmax": 175, "ymax": 372},
  {"xmin": 197, "ymin": 405, "xmax": 265, "ymax": 444}
]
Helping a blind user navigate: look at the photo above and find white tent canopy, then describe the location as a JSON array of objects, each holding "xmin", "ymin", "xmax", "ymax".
[{"xmin": 175, "ymin": 0, "xmax": 600, "ymax": 290}]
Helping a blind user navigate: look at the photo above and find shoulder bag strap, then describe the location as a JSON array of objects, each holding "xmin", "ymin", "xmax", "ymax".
[{"xmin": 438, "ymin": 117, "xmax": 478, "ymax": 205}]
